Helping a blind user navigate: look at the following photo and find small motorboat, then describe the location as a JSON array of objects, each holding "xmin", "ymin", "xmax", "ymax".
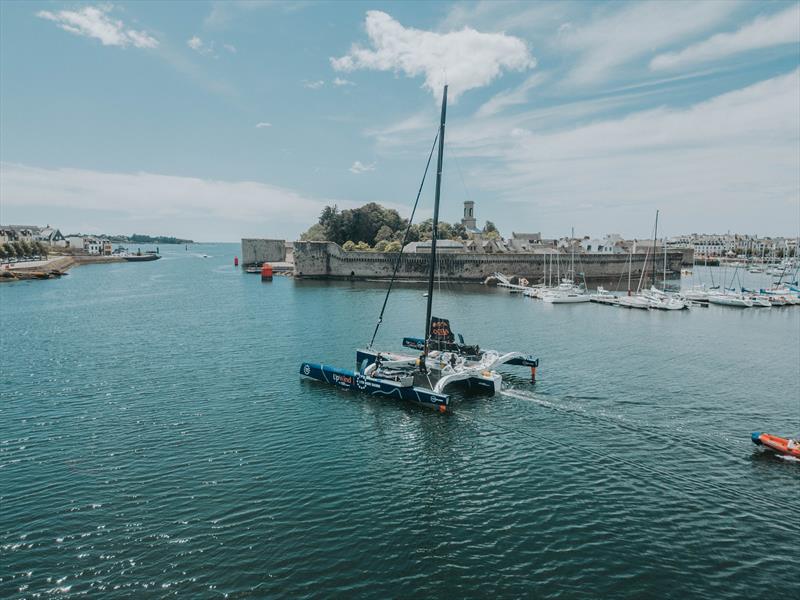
[
  {"xmin": 589, "ymin": 286, "xmax": 619, "ymax": 305},
  {"xmin": 751, "ymin": 432, "xmax": 800, "ymax": 459}
]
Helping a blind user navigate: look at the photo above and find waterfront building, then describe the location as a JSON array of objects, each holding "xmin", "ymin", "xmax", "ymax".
[
  {"xmin": 509, "ymin": 232, "xmax": 543, "ymax": 252},
  {"xmin": 1, "ymin": 225, "xmax": 66, "ymax": 247}
]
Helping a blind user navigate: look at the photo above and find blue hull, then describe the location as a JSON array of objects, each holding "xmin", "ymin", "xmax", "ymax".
[{"xmin": 300, "ymin": 362, "xmax": 449, "ymax": 411}]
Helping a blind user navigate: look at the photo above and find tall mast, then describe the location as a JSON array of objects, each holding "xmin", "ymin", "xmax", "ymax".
[
  {"xmin": 652, "ymin": 209, "xmax": 659, "ymax": 288},
  {"xmin": 424, "ymin": 85, "xmax": 448, "ymax": 351}
]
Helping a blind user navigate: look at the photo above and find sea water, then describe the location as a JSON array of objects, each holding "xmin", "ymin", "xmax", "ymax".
[{"xmin": 1, "ymin": 244, "xmax": 798, "ymax": 598}]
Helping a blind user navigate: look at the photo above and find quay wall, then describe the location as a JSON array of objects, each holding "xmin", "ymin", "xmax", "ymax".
[
  {"xmin": 241, "ymin": 239, "xmax": 286, "ymax": 266},
  {"xmin": 293, "ymin": 242, "xmax": 689, "ymax": 282}
]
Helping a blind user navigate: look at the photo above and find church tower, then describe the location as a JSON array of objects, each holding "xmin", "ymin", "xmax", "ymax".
[{"xmin": 461, "ymin": 200, "xmax": 477, "ymax": 231}]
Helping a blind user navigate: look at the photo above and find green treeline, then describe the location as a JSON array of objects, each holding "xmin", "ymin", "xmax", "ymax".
[
  {"xmin": 301, "ymin": 202, "xmax": 499, "ymax": 251},
  {"xmin": 0, "ymin": 241, "xmax": 49, "ymax": 260}
]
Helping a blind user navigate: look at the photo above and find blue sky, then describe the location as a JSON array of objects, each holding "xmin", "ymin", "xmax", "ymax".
[{"xmin": 1, "ymin": 0, "xmax": 798, "ymax": 241}]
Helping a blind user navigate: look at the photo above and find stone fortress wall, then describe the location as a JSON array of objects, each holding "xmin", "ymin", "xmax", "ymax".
[
  {"xmin": 292, "ymin": 241, "xmax": 690, "ymax": 282},
  {"xmin": 241, "ymin": 239, "xmax": 286, "ymax": 266}
]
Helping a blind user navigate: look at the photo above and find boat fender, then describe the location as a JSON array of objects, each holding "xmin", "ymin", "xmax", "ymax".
[{"xmin": 530, "ymin": 365, "xmax": 537, "ymax": 383}]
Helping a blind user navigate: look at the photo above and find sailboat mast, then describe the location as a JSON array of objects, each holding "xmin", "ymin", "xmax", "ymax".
[
  {"xmin": 652, "ymin": 209, "xmax": 659, "ymax": 288},
  {"xmin": 424, "ymin": 85, "xmax": 448, "ymax": 349}
]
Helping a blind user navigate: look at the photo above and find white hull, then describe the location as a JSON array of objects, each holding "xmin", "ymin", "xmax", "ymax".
[
  {"xmin": 618, "ymin": 295, "xmax": 650, "ymax": 309},
  {"xmin": 542, "ymin": 293, "xmax": 590, "ymax": 304},
  {"xmin": 708, "ymin": 295, "xmax": 753, "ymax": 307}
]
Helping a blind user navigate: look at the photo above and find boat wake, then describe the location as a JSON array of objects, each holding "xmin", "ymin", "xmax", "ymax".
[
  {"xmin": 453, "ymin": 405, "xmax": 800, "ymax": 534},
  {"xmin": 500, "ymin": 387, "xmax": 741, "ymax": 453}
]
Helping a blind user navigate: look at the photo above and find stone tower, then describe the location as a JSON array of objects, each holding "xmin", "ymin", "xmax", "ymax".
[{"xmin": 462, "ymin": 200, "xmax": 477, "ymax": 231}]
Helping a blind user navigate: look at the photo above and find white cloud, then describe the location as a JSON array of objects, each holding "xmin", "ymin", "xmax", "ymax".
[
  {"xmin": 448, "ymin": 70, "xmax": 800, "ymax": 236},
  {"xmin": 187, "ymin": 35, "xmax": 218, "ymax": 56},
  {"xmin": 0, "ymin": 163, "xmax": 342, "ymax": 241},
  {"xmin": 349, "ymin": 161, "xmax": 376, "ymax": 174},
  {"xmin": 650, "ymin": 5, "xmax": 800, "ymax": 71},
  {"xmin": 476, "ymin": 73, "xmax": 547, "ymax": 117},
  {"xmin": 223, "ymin": 43, "xmax": 237, "ymax": 53},
  {"xmin": 36, "ymin": 5, "xmax": 158, "ymax": 49},
  {"xmin": 303, "ymin": 80, "xmax": 325, "ymax": 89},
  {"xmin": 331, "ymin": 11, "xmax": 535, "ymax": 101},
  {"xmin": 333, "ymin": 77, "xmax": 355, "ymax": 86},
  {"xmin": 255, "ymin": 122, "xmax": 272, "ymax": 128},
  {"xmin": 556, "ymin": 1, "xmax": 735, "ymax": 86}
]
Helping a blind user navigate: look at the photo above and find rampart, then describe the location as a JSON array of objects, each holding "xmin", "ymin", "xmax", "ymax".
[
  {"xmin": 241, "ymin": 239, "xmax": 286, "ymax": 265},
  {"xmin": 293, "ymin": 242, "xmax": 690, "ymax": 282}
]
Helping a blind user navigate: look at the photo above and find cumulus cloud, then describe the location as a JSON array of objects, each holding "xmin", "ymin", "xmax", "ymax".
[
  {"xmin": 187, "ymin": 36, "xmax": 203, "ymax": 51},
  {"xmin": 333, "ymin": 77, "xmax": 355, "ymax": 86},
  {"xmin": 303, "ymin": 80, "xmax": 325, "ymax": 89},
  {"xmin": 255, "ymin": 122, "xmax": 272, "ymax": 128},
  {"xmin": 331, "ymin": 11, "xmax": 535, "ymax": 101},
  {"xmin": 36, "ymin": 5, "xmax": 158, "ymax": 49},
  {"xmin": 223, "ymin": 43, "xmax": 237, "ymax": 53},
  {"xmin": 650, "ymin": 5, "xmax": 800, "ymax": 71},
  {"xmin": 0, "ymin": 163, "xmax": 341, "ymax": 241},
  {"xmin": 349, "ymin": 161, "xmax": 376, "ymax": 174}
]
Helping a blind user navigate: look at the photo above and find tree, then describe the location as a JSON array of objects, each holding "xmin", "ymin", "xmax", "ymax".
[
  {"xmin": 385, "ymin": 241, "xmax": 402, "ymax": 253},
  {"xmin": 451, "ymin": 222, "xmax": 468, "ymax": 240},
  {"xmin": 342, "ymin": 240, "xmax": 356, "ymax": 251},
  {"xmin": 0, "ymin": 245, "xmax": 6, "ymax": 260},
  {"xmin": 2, "ymin": 243, "xmax": 14, "ymax": 259},
  {"xmin": 11, "ymin": 241, "xmax": 24, "ymax": 259},
  {"xmin": 19, "ymin": 240, "xmax": 33, "ymax": 258},
  {"xmin": 354, "ymin": 241, "xmax": 371, "ymax": 251},
  {"xmin": 374, "ymin": 240, "xmax": 389, "ymax": 252},
  {"xmin": 300, "ymin": 223, "xmax": 327, "ymax": 241},
  {"xmin": 437, "ymin": 222, "xmax": 454, "ymax": 240},
  {"xmin": 483, "ymin": 220, "xmax": 499, "ymax": 235},
  {"xmin": 374, "ymin": 225, "xmax": 394, "ymax": 243},
  {"xmin": 484, "ymin": 230, "xmax": 501, "ymax": 240},
  {"xmin": 35, "ymin": 241, "xmax": 48, "ymax": 257}
]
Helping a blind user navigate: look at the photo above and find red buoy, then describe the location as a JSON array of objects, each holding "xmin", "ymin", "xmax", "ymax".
[
  {"xmin": 234, "ymin": 256, "xmax": 239, "ymax": 267},
  {"xmin": 261, "ymin": 262, "xmax": 273, "ymax": 281}
]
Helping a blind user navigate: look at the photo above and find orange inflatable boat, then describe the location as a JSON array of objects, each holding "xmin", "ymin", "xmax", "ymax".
[{"xmin": 751, "ymin": 432, "xmax": 800, "ymax": 459}]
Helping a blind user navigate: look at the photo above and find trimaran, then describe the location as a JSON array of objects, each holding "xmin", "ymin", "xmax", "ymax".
[{"xmin": 299, "ymin": 86, "xmax": 539, "ymax": 412}]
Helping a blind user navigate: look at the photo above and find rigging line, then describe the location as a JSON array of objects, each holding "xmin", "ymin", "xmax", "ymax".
[
  {"xmin": 452, "ymin": 152, "xmax": 472, "ymax": 204},
  {"xmin": 368, "ymin": 131, "xmax": 440, "ymax": 349}
]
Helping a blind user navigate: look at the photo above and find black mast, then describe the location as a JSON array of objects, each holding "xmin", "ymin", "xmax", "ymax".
[{"xmin": 424, "ymin": 85, "xmax": 448, "ymax": 355}]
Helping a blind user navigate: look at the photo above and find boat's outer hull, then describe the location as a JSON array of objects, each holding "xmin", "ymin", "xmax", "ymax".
[
  {"xmin": 751, "ymin": 432, "xmax": 800, "ymax": 459},
  {"xmin": 300, "ymin": 362, "xmax": 449, "ymax": 411},
  {"xmin": 542, "ymin": 295, "xmax": 590, "ymax": 304},
  {"xmin": 618, "ymin": 296, "xmax": 650, "ymax": 309}
]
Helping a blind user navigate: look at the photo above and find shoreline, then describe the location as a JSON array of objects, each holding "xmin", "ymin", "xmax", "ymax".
[{"xmin": 0, "ymin": 255, "xmax": 126, "ymax": 282}]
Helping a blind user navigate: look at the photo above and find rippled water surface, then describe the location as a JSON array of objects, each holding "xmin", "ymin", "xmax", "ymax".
[{"xmin": 1, "ymin": 244, "xmax": 798, "ymax": 598}]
